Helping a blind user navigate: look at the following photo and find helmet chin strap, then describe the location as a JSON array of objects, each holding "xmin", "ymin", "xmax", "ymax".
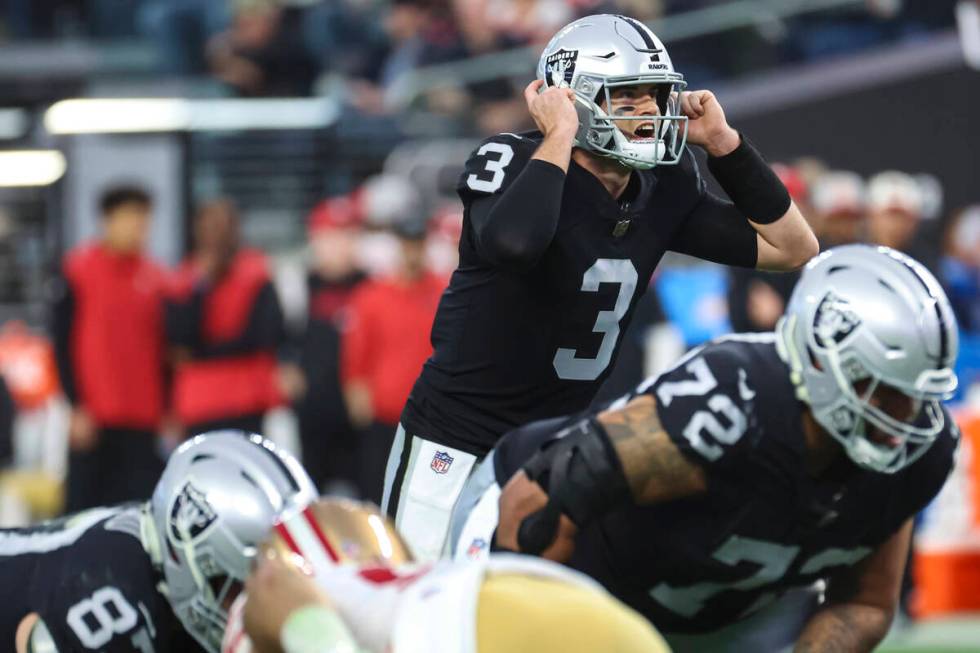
[
  {"xmin": 775, "ymin": 315, "xmax": 810, "ymax": 402},
  {"xmin": 175, "ymin": 517, "xmax": 209, "ymax": 596},
  {"xmin": 140, "ymin": 502, "xmax": 163, "ymax": 567}
]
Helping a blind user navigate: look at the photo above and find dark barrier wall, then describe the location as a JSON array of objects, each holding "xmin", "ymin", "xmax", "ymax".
[{"xmin": 736, "ymin": 65, "xmax": 978, "ymax": 212}]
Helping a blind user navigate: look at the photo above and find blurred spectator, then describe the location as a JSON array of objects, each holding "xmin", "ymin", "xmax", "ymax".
[
  {"xmin": 207, "ymin": 0, "xmax": 319, "ymax": 97},
  {"xmin": 0, "ymin": 374, "xmax": 12, "ymax": 466},
  {"xmin": 52, "ymin": 185, "xmax": 167, "ymax": 512},
  {"xmin": 341, "ymin": 217, "xmax": 445, "ymax": 503},
  {"xmin": 727, "ymin": 163, "xmax": 810, "ymax": 332},
  {"xmin": 425, "ymin": 203, "xmax": 464, "ymax": 275},
  {"xmin": 348, "ymin": 0, "xmax": 468, "ymax": 113},
  {"xmin": 357, "ymin": 173, "xmax": 422, "ymax": 276},
  {"xmin": 302, "ymin": 0, "xmax": 388, "ymax": 79},
  {"xmin": 167, "ymin": 199, "xmax": 286, "ymax": 436},
  {"xmin": 866, "ymin": 170, "xmax": 926, "ymax": 255},
  {"xmin": 809, "ymin": 170, "xmax": 866, "ymax": 247},
  {"xmin": 941, "ymin": 205, "xmax": 980, "ymax": 334},
  {"xmin": 140, "ymin": 0, "xmax": 231, "ymax": 74},
  {"xmin": 291, "ymin": 196, "xmax": 367, "ymax": 493}
]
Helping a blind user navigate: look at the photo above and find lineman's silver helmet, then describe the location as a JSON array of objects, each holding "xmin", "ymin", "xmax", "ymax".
[
  {"xmin": 536, "ymin": 14, "xmax": 688, "ymax": 170},
  {"xmin": 145, "ymin": 431, "xmax": 316, "ymax": 652},
  {"xmin": 777, "ymin": 245, "xmax": 958, "ymax": 473}
]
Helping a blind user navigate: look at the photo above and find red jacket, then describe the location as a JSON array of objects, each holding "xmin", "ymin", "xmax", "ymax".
[
  {"xmin": 341, "ymin": 272, "xmax": 445, "ymax": 425},
  {"xmin": 168, "ymin": 249, "xmax": 284, "ymax": 425},
  {"xmin": 64, "ymin": 243, "xmax": 167, "ymax": 429}
]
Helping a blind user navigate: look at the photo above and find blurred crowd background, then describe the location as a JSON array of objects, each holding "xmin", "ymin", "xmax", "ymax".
[{"xmin": 0, "ymin": 0, "xmax": 978, "ymax": 644}]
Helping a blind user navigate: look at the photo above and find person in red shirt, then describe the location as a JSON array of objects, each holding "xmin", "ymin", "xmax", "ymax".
[
  {"xmin": 289, "ymin": 195, "xmax": 367, "ymax": 493},
  {"xmin": 52, "ymin": 185, "xmax": 168, "ymax": 512},
  {"xmin": 341, "ymin": 217, "xmax": 445, "ymax": 503},
  {"xmin": 166, "ymin": 200, "xmax": 286, "ymax": 436}
]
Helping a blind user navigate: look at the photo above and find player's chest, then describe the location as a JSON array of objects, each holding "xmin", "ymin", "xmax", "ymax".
[{"xmin": 531, "ymin": 216, "xmax": 670, "ymax": 301}]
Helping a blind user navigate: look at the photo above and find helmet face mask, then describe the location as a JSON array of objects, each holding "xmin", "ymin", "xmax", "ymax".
[
  {"xmin": 777, "ymin": 245, "xmax": 959, "ymax": 474},
  {"xmin": 817, "ymin": 341, "xmax": 947, "ymax": 472},
  {"xmin": 538, "ymin": 15, "xmax": 689, "ymax": 170}
]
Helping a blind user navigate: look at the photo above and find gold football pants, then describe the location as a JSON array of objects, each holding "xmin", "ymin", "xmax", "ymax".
[{"xmin": 476, "ymin": 574, "xmax": 671, "ymax": 653}]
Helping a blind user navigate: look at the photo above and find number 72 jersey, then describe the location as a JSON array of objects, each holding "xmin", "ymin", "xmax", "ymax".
[
  {"xmin": 0, "ymin": 505, "xmax": 202, "ymax": 652},
  {"xmin": 576, "ymin": 335, "xmax": 957, "ymax": 634},
  {"xmin": 402, "ymin": 130, "xmax": 754, "ymax": 455}
]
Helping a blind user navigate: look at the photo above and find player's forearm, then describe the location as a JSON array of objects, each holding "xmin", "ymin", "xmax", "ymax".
[
  {"xmin": 531, "ymin": 127, "xmax": 577, "ymax": 172},
  {"xmin": 706, "ymin": 134, "xmax": 818, "ymax": 271},
  {"xmin": 793, "ymin": 603, "xmax": 893, "ymax": 653},
  {"xmin": 598, "ymin": 395, "xmax": 706, "ymax": 504},
  {"xmin": 752, "ymin": 203, "xmax": 819, "ymax": 271}
]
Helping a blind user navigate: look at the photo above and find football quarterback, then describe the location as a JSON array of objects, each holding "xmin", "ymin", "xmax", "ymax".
[
  {"xmin": 222, "ymin": 498, "xmax": 669, "ymax": 653},
  {"xmin": 451, "ymin": 245, "xmax": 959, "ymax": 652},
  {"xmin": 5, "ymin": 431, "xmax": 315, "ymax": 653},
  {"xmin": 386, "ymin": 13, "xmax": 818, "ymax": 561}
]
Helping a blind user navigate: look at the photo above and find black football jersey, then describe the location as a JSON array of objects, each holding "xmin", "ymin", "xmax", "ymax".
[
  {"xmin": 493, "ymin": 334, "xmax": 958, "ymax": 634},
  {"xmin": 402, "ymin": 131, "xmax": 757, "ymax": 455},
  {"xmin": 0, "ymin": 504, "xmax": 202, "ymax": 652}
]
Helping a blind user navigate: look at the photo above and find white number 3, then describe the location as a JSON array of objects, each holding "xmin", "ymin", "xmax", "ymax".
[{"xmin": 466, "ymin": 142, "xmax": 514, "ymax": 193}]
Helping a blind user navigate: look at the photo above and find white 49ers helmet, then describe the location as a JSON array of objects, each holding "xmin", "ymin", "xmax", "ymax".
[{"xmin": 537, "ymin": 14, "xmax": 688, "ymax": 170}]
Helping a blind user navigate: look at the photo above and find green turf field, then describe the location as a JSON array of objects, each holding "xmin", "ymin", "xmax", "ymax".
[{"xmin": 877, "ymin": 617, "xmax": 980, "ymax": 652}]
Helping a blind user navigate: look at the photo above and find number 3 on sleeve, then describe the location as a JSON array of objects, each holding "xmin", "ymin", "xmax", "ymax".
[{"xmin": 466, "ymin": 142, "xmax": 515, "ymax": 193}]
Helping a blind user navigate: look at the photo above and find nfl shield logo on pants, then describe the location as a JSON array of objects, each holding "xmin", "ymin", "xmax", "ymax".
[{"xmin": 430, "ymin": 451, "xmax": 454, "ymax": 474}]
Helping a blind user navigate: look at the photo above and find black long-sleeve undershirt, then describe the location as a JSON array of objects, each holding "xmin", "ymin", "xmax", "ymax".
[
  {"xmin": 469, "ymin": 159, "xmax": 567, "ymax": 271},
  {"xmin": 50, "ymin": 275, "xmax": 79, "ymax": 405},
  {"xmin": 166, "ymin": 281, "xmax": 285, "ymax": 359}
]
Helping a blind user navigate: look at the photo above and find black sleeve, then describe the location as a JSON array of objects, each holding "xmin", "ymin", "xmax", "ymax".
[
  {"xmin": 469, "ymin": 160, "xmax": 566, "ymax": 271},
  {"xmin": 167, "ymin": 282, "xmax": 285, "ymax": 359},
  {"xmin": 50, "ymin": 275, "xmax": 78, "ymax": 405},
  {"xmin": 165, "ymin": 285, "xmax": 202, "ymax": 350},
  {"xmin": 645, "ymin": 343, "xmax": 759, "ymax": 471},
  {"xmin": 0, "ymin": 376, "xmax": 13, "ymax": 465},
  {"xmin": 670, "ymin": 190, "xmax": 758, "ymax": 268},
  {"xmin": 457, "ymin": 134, "xmax": 564, "ymax": 271}
]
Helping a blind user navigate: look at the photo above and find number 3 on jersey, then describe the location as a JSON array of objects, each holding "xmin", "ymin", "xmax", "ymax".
[
  {"xmin": 554, "ymin": 258, "xmax": 639, "ymax": 381},
  {"xmin": 466, "ymin": 142, "xmax": 514, "ymax": 193}
]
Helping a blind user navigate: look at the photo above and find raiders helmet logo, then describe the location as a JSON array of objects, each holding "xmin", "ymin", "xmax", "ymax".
[
  {"xmin": 813, "ymin": 291, "xmax": 861, "ymax": 347},
  {"xmin": 170, "ymin": 481, "xmax": 218, "ymax": 543},
  {"xmin": 545, "ymin": 48, "xmax": 578, "ymax": 88}
]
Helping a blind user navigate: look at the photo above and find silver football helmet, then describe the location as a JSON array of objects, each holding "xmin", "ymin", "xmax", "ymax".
[
  {"xmin": 537, "ymin": 14, "xmax": 688, "ymax": 169},
  {"xmin": 142, "ymin": 431, "xmax": 316, "ymax": 652},
  {"xmin": 776, "ymin": 245, "xmax": 959, "ymax": 473}
]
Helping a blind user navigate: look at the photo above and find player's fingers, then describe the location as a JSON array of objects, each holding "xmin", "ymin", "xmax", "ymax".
[
  {"xmin": 681, "ymin": 91, "xmax": 704, "ymax": 118},
  {"xmin": 541, "ymin": 514, "xmax": 578, "ymax": 563},
  {"xmin": 498, "ymin": 471, "xmax": 550, "ymax": 551},
  {"xmin": 524, "ymin": 79, "xmax": 544, "ymax": 105}
]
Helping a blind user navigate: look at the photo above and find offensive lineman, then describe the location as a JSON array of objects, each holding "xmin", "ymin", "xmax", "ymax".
[
  {"xmin": 3, "ymin": 432, "xmax": 315, "ymax": 653},
  {"xmin": 385, "ymin": 13, "xmax": 819, "ymax": 559},
  {"xmin": 450, "ymin": 245, "xmax": 960, "ymax": 652}
]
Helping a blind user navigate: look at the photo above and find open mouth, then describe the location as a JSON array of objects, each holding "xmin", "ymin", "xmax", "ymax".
[
  {"xmin": 867, "ymin": 428, "xmax": 902, "ymax": 449},
  {"xmin": 628, "ymin": 121, "xmax": 658, "ymax": 141}
]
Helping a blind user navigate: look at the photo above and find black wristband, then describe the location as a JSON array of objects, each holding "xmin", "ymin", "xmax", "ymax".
[
  {"xmin": 518, "ymin": 417, "xmax": 631, "ymax": 554},
  {"xmin": 707, "ymin": 133, "xmax": 791, "ymax": 224}
]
